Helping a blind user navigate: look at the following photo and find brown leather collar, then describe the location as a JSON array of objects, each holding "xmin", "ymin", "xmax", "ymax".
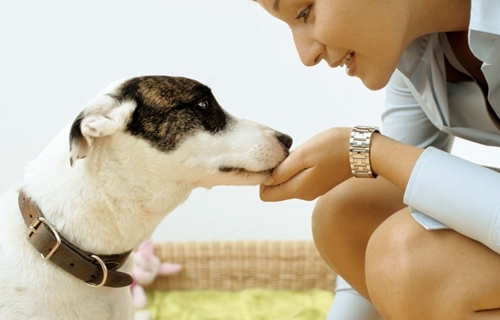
[{"xmin": 18, "ymin": 190, "xmax": 133, "ymax": 288}]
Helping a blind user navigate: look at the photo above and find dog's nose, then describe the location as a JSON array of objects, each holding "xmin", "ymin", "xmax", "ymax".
[{"xmin": 276, "ymin": 132, "xmax": 293, "ymax": 149}]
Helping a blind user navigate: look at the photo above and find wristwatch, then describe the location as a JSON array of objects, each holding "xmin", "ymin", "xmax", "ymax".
[{"xmin": 349, "ymin": 126, "xmax": 380, "ymax": 178}]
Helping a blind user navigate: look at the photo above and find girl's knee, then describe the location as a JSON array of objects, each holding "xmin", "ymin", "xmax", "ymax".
[
  {"xmin": 312, "ymin": 179, "xmax": 375, "ymax": 238},
  {"xmin": 312, "ymin": 178, "xmax": 405, "ymax": 273},
  {"xmin": 311, "ymin": 187, "xmax": 350, "ymax": 266},
  {"xmin": 365, "ymin": 209, "xmax": 451, "ymax": 319},
  {"xmin": 311, "ymin": 186, "xmax": 348, "ymax": 239},
  {"xmin": 311, "ymin": 181, "xmax": 367, "ymax": 256},
  {"xmin": 365, "ymin": 210, "xmax": 422, "ymax": 316}
]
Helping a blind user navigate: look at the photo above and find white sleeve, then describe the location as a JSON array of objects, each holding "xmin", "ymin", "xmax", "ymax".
[
  {"xmin": 382, "ymin": 70, "xmax": 453, "ymax": 150},
  {"xmin": 404, "ymin": 147, "xmax": 500, "ymax": 254}
]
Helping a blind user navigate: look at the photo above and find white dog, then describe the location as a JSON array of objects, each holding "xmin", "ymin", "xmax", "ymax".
[{"xmin": 0, "ymin": 76, "xmax": 292, "ymax": 320}]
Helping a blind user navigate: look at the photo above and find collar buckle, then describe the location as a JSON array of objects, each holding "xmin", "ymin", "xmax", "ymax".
[{"xmin": 27, "ymin": 217, "xmax": 62, "ymax": 261}]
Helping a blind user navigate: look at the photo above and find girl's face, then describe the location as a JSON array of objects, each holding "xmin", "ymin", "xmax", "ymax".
[{"xmin": 257, "ymin": 0, "xmax": 409, "ymax": 90}]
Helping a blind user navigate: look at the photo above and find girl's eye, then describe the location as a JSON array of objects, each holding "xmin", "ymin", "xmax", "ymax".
[
  {"xmin": 295, "ymin": 5, "xmax": 311, "ymax": 23},
  {"xmin": 198, "ymin": 100, "xmax": 209, "ymax": 109}
]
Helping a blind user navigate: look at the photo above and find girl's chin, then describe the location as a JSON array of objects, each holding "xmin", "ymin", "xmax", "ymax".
[{"xmin": 360, "ymin": 72, "xmax": 393, "ymax": 91}]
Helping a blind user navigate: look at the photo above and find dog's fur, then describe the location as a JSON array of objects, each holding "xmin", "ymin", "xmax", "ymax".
[{"xmin": 0, "ymin": 76, "xmax": 291, "ymax": 320}]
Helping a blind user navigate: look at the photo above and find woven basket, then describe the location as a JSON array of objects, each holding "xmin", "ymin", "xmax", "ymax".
[{"xmin": 146, "ymin": 240, "xmax": 337, "ymax": 292}]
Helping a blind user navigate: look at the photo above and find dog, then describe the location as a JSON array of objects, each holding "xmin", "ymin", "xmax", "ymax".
[{"xmin": 0, "ymin": 75, "xmax": 292, "ymax": 320}]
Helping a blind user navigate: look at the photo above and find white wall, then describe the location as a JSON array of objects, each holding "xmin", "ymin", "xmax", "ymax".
[{"xmin": 1, "ymin": 0, "xmax": 498, "ymax": 243}]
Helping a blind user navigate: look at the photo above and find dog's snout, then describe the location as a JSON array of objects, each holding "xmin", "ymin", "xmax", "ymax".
[{"xmin": 276, "ymin": 132, "xmax": 293, "ymax": 149}]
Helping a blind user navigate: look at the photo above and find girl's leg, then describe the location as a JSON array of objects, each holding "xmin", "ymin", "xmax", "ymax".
[
  {"xmin": 366, "ymin": 209, "xmax": 500, "ymax": 320},
  {"xmin": 312, "ymin": 177, "xmax": 406, "ymax": 298}
]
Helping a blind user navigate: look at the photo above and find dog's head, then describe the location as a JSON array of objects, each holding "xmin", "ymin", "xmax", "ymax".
[{"xmin": 69, "ymin": 76, "xmax": 292, "ymax": 188}]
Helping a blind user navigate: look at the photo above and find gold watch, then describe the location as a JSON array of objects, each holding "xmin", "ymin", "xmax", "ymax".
[{"xmin": 349, "ymin": 126, "xmax": 380, "ymax": 178}]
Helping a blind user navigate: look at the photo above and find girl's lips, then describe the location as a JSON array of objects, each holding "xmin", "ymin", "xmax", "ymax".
[
  {"xmin": 339, "ymin": 50, "xmax": 354, "ymax": 68},
  {"xmin": 345, "ymin": 51, "xmax": 356, "ymax": 76},
  {"xmin": 328, "ymin": 50, "xmax": 355, "ymax": 68}
]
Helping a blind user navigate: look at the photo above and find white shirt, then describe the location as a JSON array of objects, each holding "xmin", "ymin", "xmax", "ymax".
[{"xmin": 381, "ymin": 0, "xmax": 500, "ymax": 253}]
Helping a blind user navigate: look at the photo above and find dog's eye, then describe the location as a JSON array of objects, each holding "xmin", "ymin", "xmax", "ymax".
[{"xmin": 197, "ymin": 100, "xmax": 210, "ymax": 110}]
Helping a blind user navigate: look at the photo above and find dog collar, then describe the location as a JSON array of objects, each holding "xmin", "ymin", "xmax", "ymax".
[{"xmin": 18, "ymin": 190, "xmax": 133, "ymax": 288}]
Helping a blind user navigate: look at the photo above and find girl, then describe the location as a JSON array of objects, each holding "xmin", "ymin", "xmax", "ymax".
[{"xmin": 255, "ymin": 0, "xmax": 500, "ymax": 319}]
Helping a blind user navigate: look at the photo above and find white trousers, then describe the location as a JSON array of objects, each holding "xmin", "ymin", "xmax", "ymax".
[{"xmin": 326, "ymin": 276, "xmax": 382, "ymax": 320}]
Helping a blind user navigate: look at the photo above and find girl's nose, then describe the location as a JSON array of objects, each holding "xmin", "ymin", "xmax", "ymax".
[{"xmin": 292, "ymin": 31, "xmax": 323, "ymax": 67}]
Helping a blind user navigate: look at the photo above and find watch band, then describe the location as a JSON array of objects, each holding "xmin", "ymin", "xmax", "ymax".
[{"xmin": 349, "ymin": 126, "xmax": 380, "ymax": 178}]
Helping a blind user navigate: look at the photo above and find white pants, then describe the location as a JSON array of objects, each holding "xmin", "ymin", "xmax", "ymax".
[{"xmin": 326, "ymin": 276, "xmax": 383, "ymax": 320}]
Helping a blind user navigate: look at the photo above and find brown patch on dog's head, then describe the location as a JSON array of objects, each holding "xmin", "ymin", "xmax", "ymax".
[
  {"xmin": 69, "ymin": 75, "xmax": 229, "ymax": 166},
  {"xmin": 113, "ymin": 76, "xmax": 229, "ymax": 153}
]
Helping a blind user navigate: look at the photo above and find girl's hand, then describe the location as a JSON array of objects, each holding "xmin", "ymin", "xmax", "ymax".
[{"xmin": 260, "ymin": 127, "xmax": 353, "ymax": 201}]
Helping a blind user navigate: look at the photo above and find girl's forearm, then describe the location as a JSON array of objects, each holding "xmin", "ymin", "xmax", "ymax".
[{"xmin": 370, "ymin": 133, "xmax": 424, "ymax": 190}]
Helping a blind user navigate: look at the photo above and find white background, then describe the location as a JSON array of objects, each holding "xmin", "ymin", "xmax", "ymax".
[{"xmin": 1, "ymin": 0, "xmax": 498, "ymax": 243}]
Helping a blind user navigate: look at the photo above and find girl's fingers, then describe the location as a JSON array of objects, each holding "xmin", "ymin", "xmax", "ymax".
[{"xmin": 265, "ymin": 150, "xmax": 308, "ymax": 186}]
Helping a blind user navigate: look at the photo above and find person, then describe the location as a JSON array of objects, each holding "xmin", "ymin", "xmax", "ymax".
[{"xmin": 254, "ymin": 0, "xmax": 500, "ymax": 319}]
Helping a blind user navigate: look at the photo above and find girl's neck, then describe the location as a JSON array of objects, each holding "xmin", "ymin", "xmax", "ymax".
[{"xmin": 406, "ymin": 0, "xmax": 470, "ymax": 42}]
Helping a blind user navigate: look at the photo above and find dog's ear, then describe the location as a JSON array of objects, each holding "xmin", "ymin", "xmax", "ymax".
[{"xmin": 69, "ymin": 96, "xmax": 134, "ymax": 166}]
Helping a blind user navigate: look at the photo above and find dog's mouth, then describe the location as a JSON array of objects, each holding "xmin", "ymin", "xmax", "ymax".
[{"xmin": 218, "ymin": 166, "xmax": 273, "ymax": 175}]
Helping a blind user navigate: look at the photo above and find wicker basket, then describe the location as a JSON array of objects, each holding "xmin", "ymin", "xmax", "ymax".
[{"xmin": 146, "ymin": 240, "xmax": 337, "ymax": 292}]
